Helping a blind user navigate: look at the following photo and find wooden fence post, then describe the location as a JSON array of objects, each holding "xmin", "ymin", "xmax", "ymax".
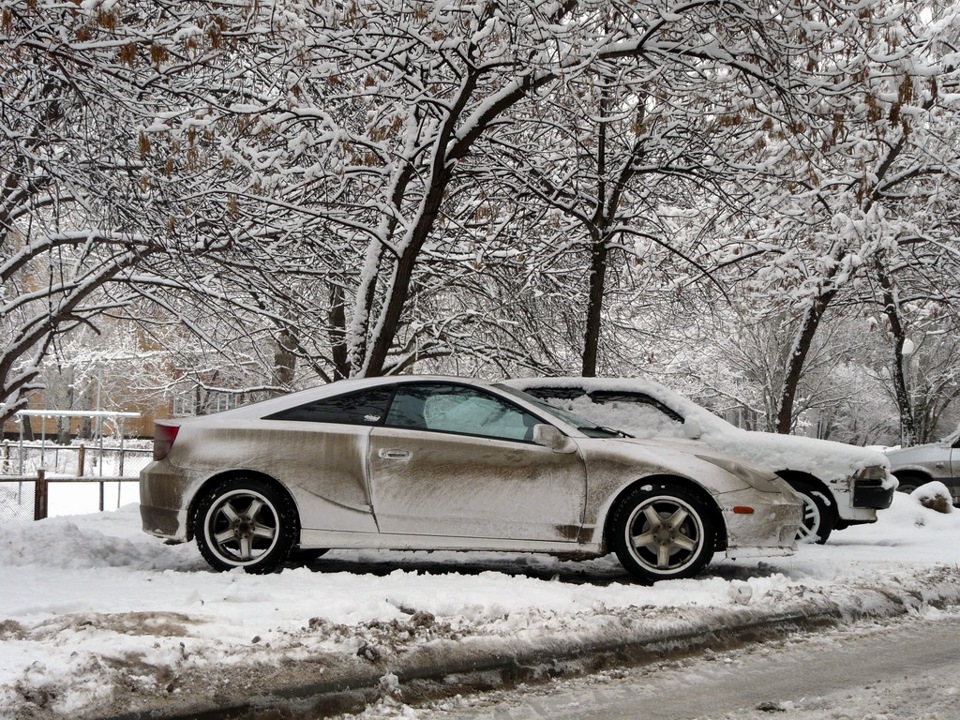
[
  {"xmin": 77, "ymin": 444, "xmax": 86, "ymax": 478},
  {"xmin": 34, "ymin": 469, "xmax": 48, "ymax": 521}
]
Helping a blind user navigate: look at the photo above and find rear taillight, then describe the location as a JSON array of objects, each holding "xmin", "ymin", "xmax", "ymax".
[{"xmin": 153, "ymin": 423, "xmax": 180, "ymax": 461}]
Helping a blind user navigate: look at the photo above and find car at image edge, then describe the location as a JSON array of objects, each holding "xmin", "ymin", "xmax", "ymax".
[
  {"xmin": 140, "ymin": 375, "xmax": 802, "ymax": 583},
  {"xmin": 884, "ymin": 428, "xmax": 960, "ymax": 505},
  {"xmin": 503, "ymin": 377, "xmax": 896, "ymax": 544}
]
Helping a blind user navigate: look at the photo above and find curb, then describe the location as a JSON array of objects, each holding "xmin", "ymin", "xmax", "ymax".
[{"xmin": 102, "ymin": 579, "xmax": 960, "ymax": 720}]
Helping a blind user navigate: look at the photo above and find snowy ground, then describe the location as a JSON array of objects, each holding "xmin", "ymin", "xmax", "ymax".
[
  {"xmin": 400, "ymin": 610, "xmax": 960, "ymax": 720},
  {"xmin": 1, "ymin": 488, "xmax": 958, "ymax": 720}
]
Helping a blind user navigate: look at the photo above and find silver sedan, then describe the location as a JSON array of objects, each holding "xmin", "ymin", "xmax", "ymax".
[
  {"xmin": 140, "ymin": 376, "xmax": 801, "ymax": 583},
  {"xmin": 884, "ymin": 429, "xmax": 960, "ymax": 505}
]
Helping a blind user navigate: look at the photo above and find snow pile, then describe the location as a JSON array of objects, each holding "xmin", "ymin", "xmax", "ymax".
[
  {"xmin": 0, "ymin": 494, "xmax": 958, "ymax": 719},
  {"xmin": 910, "ymin": 480, "xmax": 954, "ymax": 514}
]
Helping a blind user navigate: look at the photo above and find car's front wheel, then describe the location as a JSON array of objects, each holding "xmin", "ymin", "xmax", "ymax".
[
  {"xmin": 193, "ymin": 477, "xmax": 297, "ymax": 574},
  {"xmin": 610, "ymin": 484, "xmax": 715, "ymax": 583},
  {"xmin": 791, "ymin": 482, "xmax": 834, "ymax": 544}
]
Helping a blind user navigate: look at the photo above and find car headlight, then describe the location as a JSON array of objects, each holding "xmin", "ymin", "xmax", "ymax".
[
  {"xmin": 696, "ymin": 455, "xmax": 782, "ymax": 493},
  {"xmin": 856, "ymin": 464, "xmax": 888, "ymax": 481}
]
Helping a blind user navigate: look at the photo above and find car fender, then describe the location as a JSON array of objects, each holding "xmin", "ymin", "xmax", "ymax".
[{"xmin": 573, "ymin": 437, "xmax": 742, "ymax": 544}]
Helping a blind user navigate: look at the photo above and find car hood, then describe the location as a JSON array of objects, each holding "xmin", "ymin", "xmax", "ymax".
[
  {"xmin": 884, "ymin": 441, "xmax": 947, "ymax": 462},
  {"xmin": 570, "ymin": 434, "xmax": 787, "ymax": 496},
  {"xmin": 621, "ymin": 435, "xmax": 774, "ymax": 471},
  {"xmin": 699, "ymin": 425, "xmax": 891, "ymax": 481}
]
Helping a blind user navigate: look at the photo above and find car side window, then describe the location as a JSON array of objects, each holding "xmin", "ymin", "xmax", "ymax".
[
  {"xmin": 264, "ymin": 386, "xmax": 395, "ymax": 425},
  {"xmin": 386, "ymin": 384, "xmax": 540, "ymax": 441}
]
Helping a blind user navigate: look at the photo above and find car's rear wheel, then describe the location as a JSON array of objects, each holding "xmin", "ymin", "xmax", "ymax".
[
  {"xmin": 791, "ymin": 482, "xmax": 833, "ymax": 544},
  {"xmin": 610, "ymin": 484, "xmax": 715, "ymax": 583},
  {"xmin": 194, "ymin": 477, "xmax": 297, "ymax": 574}
]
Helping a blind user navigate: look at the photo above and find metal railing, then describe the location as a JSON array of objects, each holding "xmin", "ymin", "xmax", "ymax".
[{"xmin": 1, "ymin": 409, "xmax": 148, "ymax": 521}]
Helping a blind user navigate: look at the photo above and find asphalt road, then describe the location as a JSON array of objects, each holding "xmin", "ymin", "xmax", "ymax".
[{"xmin": 405, "ymin": 611, "xmax": 960, "ymax": 720}]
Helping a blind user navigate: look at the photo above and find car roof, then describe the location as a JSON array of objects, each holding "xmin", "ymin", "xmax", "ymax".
[{"xmin": 202, "ymin": 375, "xmax": 497, "ymax": 421}]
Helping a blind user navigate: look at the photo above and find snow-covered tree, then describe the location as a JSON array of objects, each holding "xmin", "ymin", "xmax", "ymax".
[
  {"xmin": 706, "ymin": 0, "xmax": 960, "ymax": 433},
  {"xmin": 0, "ymin": 1, "xmax": 178, "ymax": 422}
]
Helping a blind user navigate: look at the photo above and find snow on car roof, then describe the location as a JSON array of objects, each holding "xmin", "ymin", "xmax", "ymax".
[{"xmin": 505, "ymin": 376, "xmax": 726, "ymax": 428}]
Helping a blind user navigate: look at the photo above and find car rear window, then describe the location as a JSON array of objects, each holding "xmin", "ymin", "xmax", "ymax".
[
  {"xmin": 263, "ymin": 386, "xmax": 395, "ymax": 425},
  {"xmin": 589, "ymin": 390, "xmax": 684, "ymax": 423},
  {"xmin": 521, "ymin": 386, "xmax": 587, "ymax": 401}
]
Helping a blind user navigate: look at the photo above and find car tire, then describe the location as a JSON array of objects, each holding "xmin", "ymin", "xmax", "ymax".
[
  {"xmin": 194, "ymin": 477, "xmax": 297, "ymax": 574},
  {"xmin": 791, "ymin": 482, "xmax": 834, "ymax": 545},
  {"xmin": 610, "ymin": 484, "xmax": 715, "ymax": 583},
  {"xmin": 893, "ymin": 473, "xmax": 924, "ymax": 495}
]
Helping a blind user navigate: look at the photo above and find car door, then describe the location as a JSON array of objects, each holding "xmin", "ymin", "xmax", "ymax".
[
  {"xmin": 260, "ymin": 384, "xmax": 397, "ymax": 533},
  {"xmin": 367, "ymin": 382, "xmax": 587, "ymax": 542}
]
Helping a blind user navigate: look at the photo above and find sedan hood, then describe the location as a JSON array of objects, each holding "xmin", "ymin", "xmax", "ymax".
[
  {"xmin": 884, "ymin": 441, "xmax": 944, "ymax": 462},
  {"xmin": 702, "ymin": 426, "xmax": 891, "ymax": 481}
]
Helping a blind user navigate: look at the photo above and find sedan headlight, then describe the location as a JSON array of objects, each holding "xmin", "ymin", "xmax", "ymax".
[
  {"xmin": 857, "ymin": 464, "xmax": 889, "ymax": 481},
  {"xmin": 696, "ymin": 455, "xmax": 783, "ymax": 493}
]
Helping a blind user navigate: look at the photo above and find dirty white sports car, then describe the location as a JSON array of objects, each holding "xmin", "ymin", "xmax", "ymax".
[{"xmin": 140, "ymin": 376, "xmax": 801, "ymax": 582}]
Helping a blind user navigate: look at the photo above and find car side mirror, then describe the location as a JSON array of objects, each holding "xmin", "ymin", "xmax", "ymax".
[
  {"xmin": 684, "ymin": 417, "xmax": 702, "ymax": 440},
  {"xmin": 532, "ymin": 424, "xmax": 576, "ymax": 453}
]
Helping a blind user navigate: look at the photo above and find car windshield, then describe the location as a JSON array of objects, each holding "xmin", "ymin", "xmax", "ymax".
[{"xmin": 493, "ymin": 384, "xmax": 632, "ymax": 439}]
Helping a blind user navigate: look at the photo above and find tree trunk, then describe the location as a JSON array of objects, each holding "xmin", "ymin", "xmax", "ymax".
[
  {"xmin": 79, "ymin": 383, "xmax": 95, "ymax": 439},
  {"xmin": 57, "ymin": 383, "xmax": 73, "ymax": 445},
  {"xmin": 271, "ymin": 329, "xmax": 297, "ymax": 396},
  {"xmin": 21, "ymin": 414, "xmax": 35, "ymax": 442},
  {"xmin": 874, "ymin": 260, "xmax": 915, "ymax": 446},
  {"xmin": 328, "ymin": 282, "xmax": 350, "ymax": 381},
  {"xmin": 361, "ymin": 166, "xmax": 451, "ymax": 377},
  {"xmin": 581, "ymin": 231, "xmax": 608, "ymax": 377},
  {"xmin": 775, "ymin": 286, "xmax": 838, "ymax": 434}
]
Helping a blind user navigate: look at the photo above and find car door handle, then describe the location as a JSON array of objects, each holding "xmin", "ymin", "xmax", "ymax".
[{"xmin": 379, "ymin": 449, "xmax": 411, "ymax": 460}]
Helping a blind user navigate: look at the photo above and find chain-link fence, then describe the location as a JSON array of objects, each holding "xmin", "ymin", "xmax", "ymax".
[
  {"xmin": 0, "ymin": 479, "xmax": 36, "ymax": 523},
  {"xmin": 0, "ymin": 448, "xmax": 151, "ymax": 523}
]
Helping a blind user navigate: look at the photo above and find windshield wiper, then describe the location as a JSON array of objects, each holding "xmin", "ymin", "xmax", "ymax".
[{"xmin": 583, "ymin": 426, "xmax": 634, "ymax": 439}]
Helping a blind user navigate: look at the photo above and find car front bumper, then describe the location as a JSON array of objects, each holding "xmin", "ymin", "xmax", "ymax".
[
  {"xmin": 852, "ymin": 477, "xmax": 896, "ymax": 510},
  {"xmin": 719, "ymin": 487, "xmax": 801, "ymax": 557}
]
